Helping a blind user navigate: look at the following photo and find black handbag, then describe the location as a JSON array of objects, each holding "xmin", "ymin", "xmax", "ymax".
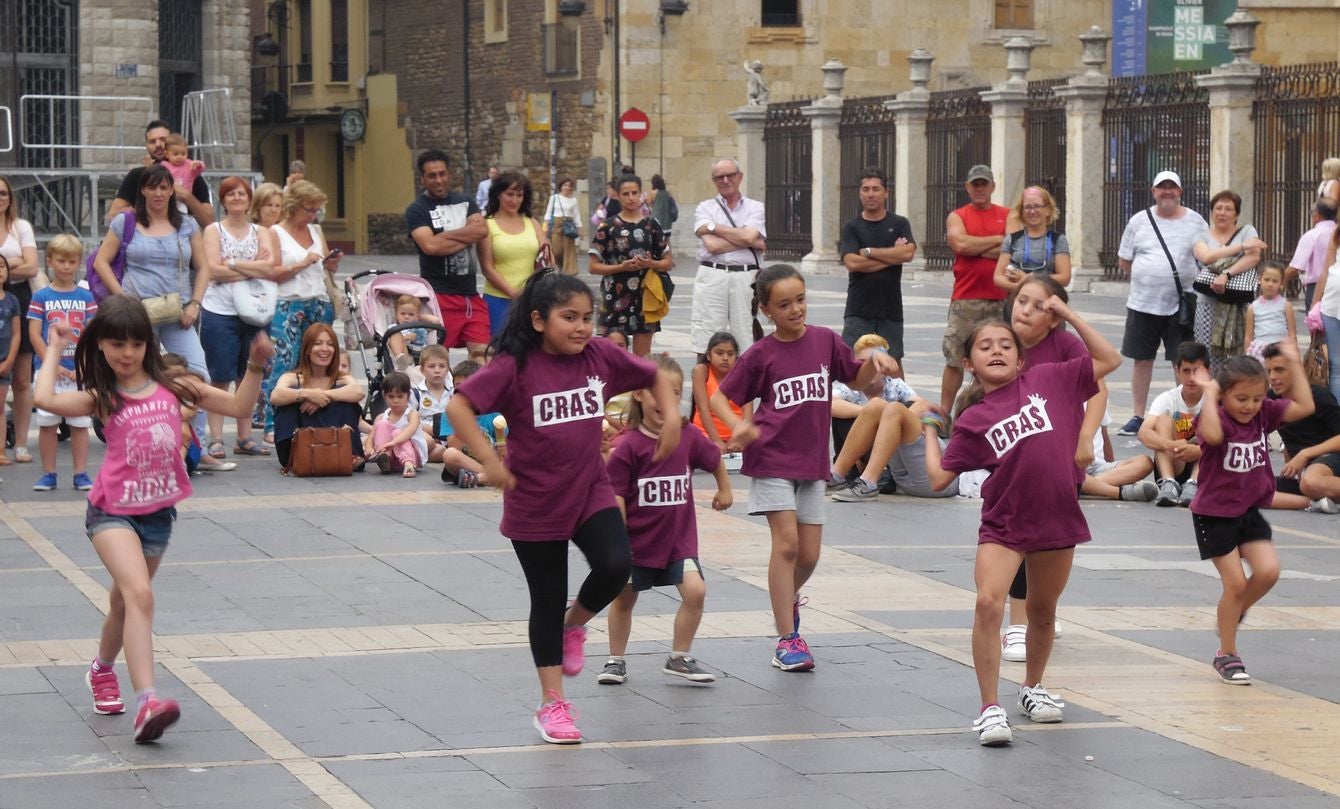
[{"xmin": 1191, "ymin": 227, "xmax": 1258, "ymax": 304}]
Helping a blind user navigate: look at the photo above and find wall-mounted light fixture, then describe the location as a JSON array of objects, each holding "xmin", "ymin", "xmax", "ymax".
[{"xmin": 558, "ymin": 0, "xmax": 586, "ymax": 17}]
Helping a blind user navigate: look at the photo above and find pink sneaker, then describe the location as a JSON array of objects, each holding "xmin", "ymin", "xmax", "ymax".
[
  {"xmin": 561, "ymin": 624, "xmax": 587, "ymax": 676},
  {"xmin": 86, "ymin": 667, "xmax": 125, "ymax": 715},
  {"xmin": 533, "ymin": 691, "xmax": 582, "ymax": 744},
  {"xmin": 133, "ymin": 696, "xmax": 181, "ymax": 743}
]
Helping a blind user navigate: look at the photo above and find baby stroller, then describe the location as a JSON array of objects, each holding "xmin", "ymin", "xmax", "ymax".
[{"xmin": 342, "ymin": 269, "xmax": 446, "ymax": 419}]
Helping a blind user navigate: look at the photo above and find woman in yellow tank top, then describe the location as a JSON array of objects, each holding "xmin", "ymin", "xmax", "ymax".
[{"xmin": 479, "ymin": 171, "xmax": 548, "ymax": 337}]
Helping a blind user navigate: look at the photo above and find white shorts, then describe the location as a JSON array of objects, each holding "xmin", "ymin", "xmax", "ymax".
[
  {"xmin": 1086, "ymin": 459, "xmax": 1121, "ymax": 476},
  {"xmin": 746, "ymin": 477, "xmax": 826, "ymax": 524},
  {"xmin": 35, "ymin": 377, "xmax": 92, "ymax": 428}
]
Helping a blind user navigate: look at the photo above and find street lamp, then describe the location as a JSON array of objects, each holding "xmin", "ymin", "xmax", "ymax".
[{"xmin": 558, "ymin": 0, "xmax": 585, "ymax": 16}]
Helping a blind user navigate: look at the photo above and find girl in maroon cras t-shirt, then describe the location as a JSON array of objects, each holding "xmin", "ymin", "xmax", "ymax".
[
  {"xmin": 922, "ymin": 299, "xmax": 1122, "ymax": 748},
  {"xmin": 446, "ymin": 272, "xmax": 682, "ymax": 746},
  {"xmin": 709, "ymin": 265, "xmax": 900, "ymax": 674},
  {"xmin": 1188, "ymin": 352, "xmax": 1314, "ymax": 687}
]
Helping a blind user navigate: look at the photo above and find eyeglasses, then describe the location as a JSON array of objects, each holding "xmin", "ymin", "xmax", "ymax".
[
  {"xmin": 711, "ymin": 172, "xmax": 740, "ymax": 183},
  {"xmin": 303, "ymin": 206, "xmax": 322, "ymax": 216},
  {"xmin": 1022, "ymin": 204, "xmax": 1046, "ymax": 211}
]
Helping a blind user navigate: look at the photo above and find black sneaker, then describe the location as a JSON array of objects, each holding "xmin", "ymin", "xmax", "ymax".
[
  {"xmin": 1117, "ymin": 415, "xmax": 1144, "ymax": 436},
  {"xmin": 596, "ymin": 658, "xmax": 627, "ymax": 684},
  {"xmin": 662, "ymin": 655, "xmax": 715, "ymax": 683}
]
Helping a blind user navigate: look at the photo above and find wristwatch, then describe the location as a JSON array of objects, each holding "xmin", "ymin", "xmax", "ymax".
[
  {"xmin": 706, "ymin": 222, "xmax": 717, "ymax": 234},
  {"xmin": 861, "ymin": 247, "xmax": 872, "ymax": 258},
  {"xmin": 228, "ymin": 258, "xmax": 237, "ymax": 271}
]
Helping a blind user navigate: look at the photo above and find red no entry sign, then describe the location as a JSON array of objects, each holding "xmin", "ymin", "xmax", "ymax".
[{"xmin": 618, "ymin": 108, "xmax": 650, "ymax": 143}]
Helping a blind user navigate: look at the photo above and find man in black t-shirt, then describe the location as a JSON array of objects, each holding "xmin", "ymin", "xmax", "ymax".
[
  {"xmin": 838, "ymin": 167, "xmax": 915, "ymax": 363},
  {"xmin": 1263, "ymin": 345, "xmax": 1340, "ymax": 509},
  {"xmin": 106, "ymin": 120, "xmax": 214, "ymax": 227},
  {"xmin": 405, "ymin": 149, "xmax": 489, "ymax": 362}
]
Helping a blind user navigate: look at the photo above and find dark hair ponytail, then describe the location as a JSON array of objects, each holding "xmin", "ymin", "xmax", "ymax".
[{"xmin": 491, "ymin": 271, "xmax": 594, "ymax": 369}]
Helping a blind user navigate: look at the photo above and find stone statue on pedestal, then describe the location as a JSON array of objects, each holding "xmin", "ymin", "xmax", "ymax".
[{"xmin": 744, "ymin": 60, "xmax": 769, "ymax": 107}]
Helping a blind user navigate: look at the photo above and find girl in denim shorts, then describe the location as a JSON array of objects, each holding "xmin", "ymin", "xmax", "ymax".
[{"xmin": 33, "ymin": 295, "xmax": 274, "ymax": 744}]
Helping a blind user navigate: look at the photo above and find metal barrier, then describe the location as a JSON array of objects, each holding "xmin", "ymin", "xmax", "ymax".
[
  {"xmin": 924, "ymin": 87, "xmax": 991, "ymax": 271},
  {"xmin": 0, "ymin": 106, "xmax": 11, "ymax": 153},
  {"xmin": 181, "ymin": 88, "xmax": 239, "ymax": 168},
  {"xmin": 19, "ymin": 94, "xmax": 154, "ymax": 156},
  {"xmin": 763, "ymin": 99, "xmax": 813, "ymax": 261},
  {"xmin": 1024, "ymin": 78, "xmax": 1067, "ymax": 234},
  {"xmin": 1099, "ymin": 71, "xmax": 1209, "ymax": 277},
  {"xmin": 1252, "ymin": 62, "xmax": 1340, "ymax": 277},
  {"xmin": 838, "ymin": 95, "xmax": 897, "ymax": 231}
]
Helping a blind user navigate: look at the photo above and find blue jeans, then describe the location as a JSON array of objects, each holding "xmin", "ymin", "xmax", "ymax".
[
  {"xmin": 1324, "ymin": 314, "xmax": 1340, "ymax": 402},
  {"xmin": 155, "ymin": 320, "xmax": 209, "ymax": 438},
  {"xmin": 263, "ymin": 297, "xmax": 335, "ymax": 433},
  {"xmin": 484, "ymin": 293, "xmax": 512, "ymax": 338}
]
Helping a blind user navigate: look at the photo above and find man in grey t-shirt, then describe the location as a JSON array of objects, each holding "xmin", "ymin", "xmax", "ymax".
[{"xmin": 1115, "ymin": 170, "xmax": 1208, "ymax": 436}]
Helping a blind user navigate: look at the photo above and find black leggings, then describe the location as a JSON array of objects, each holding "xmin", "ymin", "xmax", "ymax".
[
  {"xmin": 511, "ymin": 508, "xmax": 631, "ymax": 668},
  {"xmin": 1010, "ymin": 561, "xmax": 1028, "ymax": 601}
]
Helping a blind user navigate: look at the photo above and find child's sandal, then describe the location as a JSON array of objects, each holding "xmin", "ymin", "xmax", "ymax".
[{"xmin": 402, "ymin": 464, "xmax": 417, "ymax": 479}]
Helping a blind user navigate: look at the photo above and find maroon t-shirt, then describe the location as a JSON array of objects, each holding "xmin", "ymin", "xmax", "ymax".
[
  {"xmin": 941, "ymin": 357, "xmax": 1099, "ymax": 552},
  {"xmin": 1190, "ymin": 397, "xmax": 1289, "ymax": 518},
  {"xmin": 456, "ymin": 339, "xmax": 657, "ymax": 541},
  {"xmin": 607, "ymin": 426, "xmax": 721, "ymax": 569},
  {"xmin": 718, "ymin": 326, "xmax": 863, "ymax": 481},
  {"xmin": 1025, "ymin": 328, "xmax": 1090, "ymax": 485}
]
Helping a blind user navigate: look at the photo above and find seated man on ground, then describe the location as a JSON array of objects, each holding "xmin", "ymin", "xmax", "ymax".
[
  {"xmin": 828, "ymin": 334, "xmax": 958, "ymax": 502},
  {"xmin": 1139, "ymin": 341, "xmax": 1209, "ymax": 507},
  {"xmin": 1262, "ymin": 343, "xmax": 1340, "ymax": 514}
]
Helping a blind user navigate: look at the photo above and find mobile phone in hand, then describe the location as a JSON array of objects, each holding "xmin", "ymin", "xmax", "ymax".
[{"xmin": 324, "ymin": 248, "xmax": 343, "ymax": 261}]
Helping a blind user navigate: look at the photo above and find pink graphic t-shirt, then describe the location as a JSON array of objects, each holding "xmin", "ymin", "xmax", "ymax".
[
  {"xmin": 607, "ymin": 426, "xmax": 722, "ymax": 570},
  {"xmin": 455, "ymin": 338, "xmax": 657, "ymax": 541},
  {"xmin": 1190, "ymin": 397, "xmax": 1290, "ymax": 518},
  {"xmin": 88, "ymin": 383, "xmax": 192, "ymax": 515},
  {"xmin": 941, "ymin": 357, "xmax": 1098, "ymax": 553},
  {"xmin": 718, "ymin": 326, "xmax": 862, "ymax": 481}
]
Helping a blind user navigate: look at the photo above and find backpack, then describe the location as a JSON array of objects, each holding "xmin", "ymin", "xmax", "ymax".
[
  {"xmin": 86, "ymin": 211, "xmax": 136, "ymax": 302},
  {"xmin": 668, "ymin": 194, "xmax": 679, "ymax": 225}
]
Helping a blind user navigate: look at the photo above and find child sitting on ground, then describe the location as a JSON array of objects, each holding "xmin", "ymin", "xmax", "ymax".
[
  {"xmin": 440, "ymin": 359, "xmax": 502, "ymax": 486},
  {"xmin": 27, "ymin": 235, "xmax": 96, "ymax": 492},
  {"xmin": 368, "ymin": 371, "xmax": 426, "ymax": 478},
  {"xmin": 414, "ymin": 345, "xmax": 453, "ymax": 463},
  {"xmin": 162, "ymin": 133, "xmax": 205, "ymax": 190},
  {"xmin": 1139, "ymin": 341, "xmax": 1210, "ymax": 507},
  {"xmin": 387, "ymin": 294, "xmax": 442, "ymax": 370}
]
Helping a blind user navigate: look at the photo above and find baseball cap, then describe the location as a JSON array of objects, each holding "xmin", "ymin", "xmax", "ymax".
[
  {"xmin": 1152, "ymin": 170, "xmax": 1182, "ymax": 189},
  {"xmin": 966, "ymin": 165, "xmax": 994, "ymax": 183}
]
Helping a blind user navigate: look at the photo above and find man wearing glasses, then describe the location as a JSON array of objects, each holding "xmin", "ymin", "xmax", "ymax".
[{"xmin": 692, "ymin": 158, "xmax": 767, "ymax": 356}]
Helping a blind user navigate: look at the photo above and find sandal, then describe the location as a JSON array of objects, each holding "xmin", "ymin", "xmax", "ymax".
[
  {"xmin": 233, "ymin": 438, "xmax": 271, "ymax": 457},
  {"xmin": 13, "ymin": 448, "xmax": 31, "ymax": 463},
  {"xmin": 456, "ymin": 469, "xmax": 479, "ymax": 488},
  {"xmin": 207, "ymin": 439, "xmax": 227, "ymax": 459},
  {"xmin": 402, "ymin": 464, "xmax": 417, "ymax": 479},
  {"xmin": 1213, "ymin": 653, "xmax": 1251, "ymax": 685}
]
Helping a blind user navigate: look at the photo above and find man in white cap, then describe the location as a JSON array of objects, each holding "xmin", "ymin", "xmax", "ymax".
[{"xmin": 1115, "ymin": 170, "xmax": 1208, "ymax": 436}]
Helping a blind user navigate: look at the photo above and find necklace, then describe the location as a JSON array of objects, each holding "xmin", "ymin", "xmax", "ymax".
[{"xmin": 117, "ymin": 378, "xmax": 155, "ymax": 395}]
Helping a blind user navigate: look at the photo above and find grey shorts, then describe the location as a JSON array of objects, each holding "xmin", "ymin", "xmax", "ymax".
[
  {"xmin": 631, "ymin": 557, "xmax": 703, "ymax": 592},
  {"xmin": 85, "ymin": 503, "xmax": 176, "ymax": 558},
  {"xmin": 747, "ymin": 477, "xmax": 826, "ymax": 524},
  {"xmin": 888, "ymin": 435, "xmax": 960, "ymax": 498}
]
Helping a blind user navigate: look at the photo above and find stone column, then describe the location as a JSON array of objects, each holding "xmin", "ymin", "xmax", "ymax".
[
  {"xmin": 1055, "ymin": 26, "xmax": 1111, "ymax": 290},
  {"xmin": 728, "ymin": 106, "xmax": 767, "ymax": 194},
  {"xmin": 980, "ymin": 37, "xmax": 1033, "ymax": 208},
  {"xmin": 1196, "ymin": 12, "xmax": 1261, "ymax": 222},
  {"xmin": 801, "ymin": 60, "xmax": 847, "ymax": 275},
  {"xmin": 886, "ymin": 49, "xmax": 933, "ymax": 273}
]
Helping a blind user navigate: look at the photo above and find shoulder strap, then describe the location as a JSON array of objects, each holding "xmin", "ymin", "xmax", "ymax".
[
  {"xmin": 714, "ymin": 197, "xmax": 762, "ymax": 267},
  {"xmin": 1145, "ymin": 208, "xmax": 1184, "ymax": 296}
]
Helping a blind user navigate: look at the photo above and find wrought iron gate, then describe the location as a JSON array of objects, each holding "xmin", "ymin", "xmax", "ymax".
[
  {"xmin": 1100, "ymin": 71, "xmax": 1210, "ymax": 277},
  {"xmin": 1024, "ymin": 78, "xmax": 1066, "ymax": 234},
  {"xmin": 838, "ymin": 95, "xmax": 896, "ymax": 230},
  {"xmin": 763, "ymin": 99, "xmax": 812, "ymax": 262},
  {"xmin": 923, "ymin": 87, "xmax": 991, "ymax": 271},
  {"xmin": 1252, "ymin": 62, "xmax": 1340, "ymax": 273},
  {"xmin": 159, "ymin": 0, "xmax": 202, "ymax": 134}
]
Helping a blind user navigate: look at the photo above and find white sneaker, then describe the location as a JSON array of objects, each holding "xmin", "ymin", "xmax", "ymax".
[
  {"xmin": 1017, "ymin": 684, "xmax": 1065, "ymax": 723},
  {"xmin": 1001, "ymin": 625, "xmax": 1027, "ymax": 662},
  {"xmin": 973, "ymin": 704, "xmax": 1012, "ymax": 746},
  {"xmin": 1306, "ymin": 497, "xmax": 1340, "ymax": 514}
]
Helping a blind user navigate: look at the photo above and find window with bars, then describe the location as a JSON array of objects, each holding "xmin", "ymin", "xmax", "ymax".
[
  {"xmin": 296, "ymin": 0, "xmax": 313, "ymax": 82},
  {"xmin": 543, "ymin": 22, "xmax": 578, "ymax": 77},
  {"xmin": 159, "ymin": 0, "xmax": 202, "ymax": 132},
  {"xmin": 330, "ymin": 0, "xmax": 349, "ymax": 82},
  {"xmin": 994, "ymin": 0, "xmax": 1033, "ymax": 30},
  {"xmin": 761, "ymin": 0, "xmax": 800, "ymax": 27}
]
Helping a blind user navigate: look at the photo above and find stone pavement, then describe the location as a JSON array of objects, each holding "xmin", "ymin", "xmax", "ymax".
[{"xmin": 1, "ymin": 256, "xmax": 1337, "ymax": 809}]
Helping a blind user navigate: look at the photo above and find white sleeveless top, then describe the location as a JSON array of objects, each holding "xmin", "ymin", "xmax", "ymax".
[
  {"xmin": 274, "ymin": 223, "xmax": 328, "ymax": 302},
  {"xmin": 202, "ymin": 221, "xmax": 262, "ymax": 316}
]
